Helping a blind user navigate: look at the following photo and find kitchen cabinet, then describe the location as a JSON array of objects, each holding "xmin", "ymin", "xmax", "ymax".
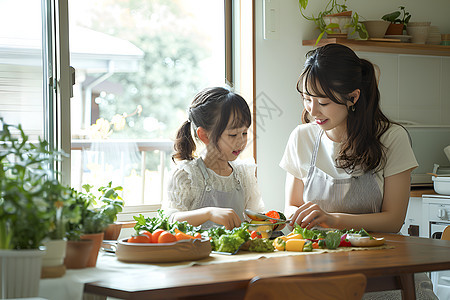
[
  {"xmin": 400, "ymin": 197, "xmax": 426, "ymax": 237},
  {"xmin": 302, "ymin": 38, "xmax": 450, "ymax": 57}
]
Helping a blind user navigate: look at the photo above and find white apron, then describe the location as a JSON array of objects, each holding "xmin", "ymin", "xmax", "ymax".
[
  {"xmin": 197, "ymin": 158, "xmax": 245, "ymax": 230},
  {"xmin": 303, "ymin": 130, "xmax": 437, "ymax": 300},
  {"xmin": 303, "ymin": 129, "xmax": 383, "ymax": 213}
]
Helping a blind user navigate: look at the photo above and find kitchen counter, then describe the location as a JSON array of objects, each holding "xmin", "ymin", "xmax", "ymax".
[{"xmin": 410, "ymin": 188, "xmax": 436, "ymax": 198}]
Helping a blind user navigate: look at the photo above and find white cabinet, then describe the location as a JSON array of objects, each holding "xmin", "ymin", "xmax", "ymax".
[{"xmin": 400, "ymin": 197, "xmax": 426, "ymax": 237}]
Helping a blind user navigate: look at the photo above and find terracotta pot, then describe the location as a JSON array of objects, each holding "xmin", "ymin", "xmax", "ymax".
[
  {"xmin": 385, "ymin": 23, "xmax": 404, "ymax": 35},
  {"xmin": 104, "ymin": 223, "xmax": 122, "ymax": 240},
  {"xmin": 80, "ymin": 232, "xmax": 104, "ymax": 267},
  {"xmin": 64, "ymin": 239, "xmax": 94, "ymax": 269}
]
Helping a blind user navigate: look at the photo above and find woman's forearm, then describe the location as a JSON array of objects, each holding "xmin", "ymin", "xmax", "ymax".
[{"xmin": 330, "ymin": 211, "xmax": 405, "ymax": 233}]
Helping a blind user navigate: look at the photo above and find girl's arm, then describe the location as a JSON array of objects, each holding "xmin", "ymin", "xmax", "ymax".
[
  {"xmin": 286, "ymin": 169, "xmax": 413, "ymax": 233},
  {"xmin": 171, "ymin": 208, "xmax": 242, "ymax": 230}
]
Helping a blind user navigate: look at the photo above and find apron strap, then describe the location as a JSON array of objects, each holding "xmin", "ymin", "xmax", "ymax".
[
  {"xmin": 197, "ymin": 158, "xmax": 211, "ymax": 187},
  {"xmin": 310, "ymin": 129, "xmax": 323, "ymax": 167},
  {"xmin": 197, "ymin": 158, "xmax": 210, "ymax": 180}
]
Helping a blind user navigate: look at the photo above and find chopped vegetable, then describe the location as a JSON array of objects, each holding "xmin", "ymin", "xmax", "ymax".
[
  {"xmin": 303, "ymin": 240, "xmax": 313, "ymax": 252},
  {"xmin": 293, "ymin": 224, "xmax": 327, "ymax": 239},
  {"xmin": 273, "ymin": 237, "xmax": 287, "ymax": 251},
  {"xmin": 248, "ymin": 238, "xmax": 275, "ymax": 252},
  {"xmin": 286, "ymin": 239, "xmax": 306, "ymax": 252},
  {"xmin": 286, "ymin": 233, "xmax": 303, "ymax": 240},
  {"xmin": 324, "ymin": 231, "xmax": 341, "ymax": 249},
  {"xmin": 216, "ymin": 235, "xmax": 244, "ymax": 253},
  {"xmin": 339, "ymin": 233, "xmax": 352, "ymax": 247},
  {"xmin": 250, "ymin": 230, "xmax": 262, "ymax": 239},
  {"xmin": 127, "ymin": 235, "xmax": 151, "ymax": 243},
  {"xmin": 318, "ymin": 239, "xmax": 326, "ymax": 249}
]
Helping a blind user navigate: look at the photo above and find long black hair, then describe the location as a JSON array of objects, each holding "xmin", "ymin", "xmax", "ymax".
[
  {"xmin": 172, "ymin": 87, "xmax": 251, "ymax": 161},
  {"xmin": 297, "ymin": 44, "xmax": 392, "ymax": 173}
]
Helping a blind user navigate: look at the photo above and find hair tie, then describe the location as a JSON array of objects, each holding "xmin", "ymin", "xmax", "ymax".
[{"xmin": 187, "ymin": 108, "xmax": 194, "ymax": 125}]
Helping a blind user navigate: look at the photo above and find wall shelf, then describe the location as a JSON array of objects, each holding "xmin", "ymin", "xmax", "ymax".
[{"xmin": 302, "ymin": 38, "xmax": 450, "ymax": 57}]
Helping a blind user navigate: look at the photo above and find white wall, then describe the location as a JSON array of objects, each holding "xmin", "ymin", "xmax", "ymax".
[{"xmin": 254, "ymin": 0, "xmax": 450, "ymax": 211}]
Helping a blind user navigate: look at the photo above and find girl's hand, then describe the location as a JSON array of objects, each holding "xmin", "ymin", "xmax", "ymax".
[
  {"xmin": 290, "ymin": 202, "xmax": 336, "ymax": 229},
  {"xmin": 208, "ymin": 207, "xmax": 242, "ymax": 230}
]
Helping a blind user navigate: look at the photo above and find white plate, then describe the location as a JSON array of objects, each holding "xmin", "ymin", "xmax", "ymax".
[
  {"xmin": 347, "ymin": 234, "xmax": 385, "ymax": 247},
  {"xmin": 385, "ymin": 35, "xmax": 412, "ymax": 43}
]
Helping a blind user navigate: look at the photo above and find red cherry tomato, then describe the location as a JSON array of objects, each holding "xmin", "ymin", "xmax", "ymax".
[
  {"xmin": 142, "ymin": 231, "xmax": 153, "ymax": 243},
  {"xmin": 250, "ymin": 230, "xmax": 262, "ymax": 239},
  {"xmin": 158, "ymin": 231, "xmax": 177, "ymax": 243},
  {"xmin": 127, "ymin": 235, "xmax": 151, "ymax": 243},
  {"xmin": 152, "ymin": 229, "xmax": 165, "ymax": 243}
]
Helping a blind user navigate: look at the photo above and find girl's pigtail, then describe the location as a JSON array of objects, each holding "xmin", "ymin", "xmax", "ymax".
[{"xmin": 172, "ymin": 121, "xmax": 196, "ymax": 162}]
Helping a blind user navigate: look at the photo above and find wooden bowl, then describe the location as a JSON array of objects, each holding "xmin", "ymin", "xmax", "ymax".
[
  {"xmin": 115, "ymin": 238, "xmax": 211, "ymax": 263},
  {"xmin": 347, "ymin": 234, "xmax": 385, "ymax": 247}
]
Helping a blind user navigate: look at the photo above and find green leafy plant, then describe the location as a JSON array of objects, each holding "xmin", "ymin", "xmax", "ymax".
[
  {"xmin": 382, "ymin": 6, "xmax": 411, "ymax": 28},
  {"xmin": 0, "ymin": 123, "xmax": 71, "ymax": 249},
  {"xmin": 66, "ymin": 182, "xmax": 124, "ymax": 240},
  {"xmin": 298, "ymin": 0, "xmax": 368, "ymax": 45}
]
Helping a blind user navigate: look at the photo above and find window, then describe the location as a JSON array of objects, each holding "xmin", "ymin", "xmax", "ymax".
[
  {"xmin": 69, "ymin": 0, "xmax": 227, "ymax": 212},
  {"xmin": 0, "ymin": 0, "xmax": 250, "ymax": 220},
  {"xmin": 0, "ymin": 0, "xmax": 46, "ymax": 140}
]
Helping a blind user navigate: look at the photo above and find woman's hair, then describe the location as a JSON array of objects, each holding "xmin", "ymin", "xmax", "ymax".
[
  {"xmin": 172, "ymin": 87, "xmax": 251, "ymax": 161},
  {"xmin": 297, "ymin": 43, "xmax": 392, "ymax": 173}
]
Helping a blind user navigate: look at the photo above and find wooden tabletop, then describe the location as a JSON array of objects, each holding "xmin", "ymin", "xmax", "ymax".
[{"xmin": 84, "ymin": 234, "xmax": 450, "ymax": 300}]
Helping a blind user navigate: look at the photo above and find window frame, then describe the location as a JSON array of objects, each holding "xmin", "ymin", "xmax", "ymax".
[{"xmin": 51, "ymin": 0, "xmax": 253, "ymax": 219}]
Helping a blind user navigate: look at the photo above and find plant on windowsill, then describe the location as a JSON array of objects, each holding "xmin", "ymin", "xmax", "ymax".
[
  {"xmin": 64, "ymin": 182, "xmax": 124, "ymax": 267},
  {"xmin": 381, "ymin": 6, "xmax": 411, "ymax": 35},
  {"xmin": 0, "ymin": 122, "xmax": 74, "ymax": 296},
  {"xmin": 299, "ymin": 0, "xmax": 368, "ymax": 45}
]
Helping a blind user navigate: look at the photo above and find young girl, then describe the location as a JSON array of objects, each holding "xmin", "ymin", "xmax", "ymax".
[
  {"xmin": 280, "ymin": 43, "xmax": 418, "ymax": 233},
  {"xmin": 162, "ymin": 87, "xmax": 264, "ymax": 230}
]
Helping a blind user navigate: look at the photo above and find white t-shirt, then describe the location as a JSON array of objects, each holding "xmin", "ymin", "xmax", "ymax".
[
  {"xmin": 163, "ymin": 157, "xmax": 265, "ymax": 219},
  {"xmin": 279, "ymin": 123, "xmax": 418, "ymax": 194}
]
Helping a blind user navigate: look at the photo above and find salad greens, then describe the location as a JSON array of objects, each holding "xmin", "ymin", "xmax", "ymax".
[
  {"xmin": 133, "ymin": 209, "xmax": 202, "ymax": 236},
  {"xmin": 248, "ymin": 238, "xmax": 275, "ymax": 252},
  {"xmin": 208, "ymin": 223, "xmax": 251, "ymax": 253}
]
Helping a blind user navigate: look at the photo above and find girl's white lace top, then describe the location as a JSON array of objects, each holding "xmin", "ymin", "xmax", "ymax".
[{"xmin": 163, "ymin": 157, "xmax": 265, "ymax": 219}]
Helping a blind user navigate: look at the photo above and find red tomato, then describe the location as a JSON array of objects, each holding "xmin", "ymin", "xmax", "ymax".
[
  {"xmin": 127, "ymin": 235, "xmax": 151, "ymax": 243},
  {"xmin": 152, "ymin": 229, "xmax": 165, "ymax": 243},
  {"xmin": 250, "ymin": 230, "xmax": 262, "ymax": 239},
  {"xmin": 266, "ymin": 210, "xmax": 280, "ymax": 223},
  {"xmin": 142, "ymin": 231, "xmax": 153, "ymax": 243},
  {"xmin": 265, "ymin": 210, "xmax": 280, "ymax": 220},
  {"xmin": 158, "ymin": 231, "xmax": 177, "ymax": 243},
  {"xmin": 175, "ymin": 232, "xmax": 192, "ymax": 241}
]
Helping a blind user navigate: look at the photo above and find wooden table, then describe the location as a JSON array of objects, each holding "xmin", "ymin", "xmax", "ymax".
[{"xmin": 83, "ymin": 234, "xmax": 450, "ymax": 300}]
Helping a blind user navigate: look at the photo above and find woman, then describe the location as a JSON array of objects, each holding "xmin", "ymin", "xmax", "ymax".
[{"xmin": 280, "ymin": 44, "xmax": 417, "ymax": 233}]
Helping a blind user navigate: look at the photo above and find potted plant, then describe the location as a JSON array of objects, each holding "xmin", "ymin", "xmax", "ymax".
[
  {"xmin": 382, "ymin": 6, "xmax": 411, "ymax": 35},
  {"xmin": 0, "ymin": 123, "xmax": 68, "ymax": 297},
  {"xmin": 40, "ymin": 179, "xmax": 79, "ymax": 278},
  {"xmin": 299, "ymin": 0, "xmax": 368, "ymax": 45},
  {"xmin": 64, "ymin": 182, "xmax": 123, "ymax": 268}
]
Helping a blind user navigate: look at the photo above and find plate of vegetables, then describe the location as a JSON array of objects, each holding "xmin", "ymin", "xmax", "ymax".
[
  {"xmin": 116, "ymin": 210, "xmax": 211, "ymax": 263},
  {"xmin": 116, "ymin": 235, "xmax": 212, "ymax": 263}
]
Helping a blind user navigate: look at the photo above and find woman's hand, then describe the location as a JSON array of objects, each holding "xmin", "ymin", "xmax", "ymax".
[
  {"xmin": 290, "ymin": 202, "xmax": 336, "ymax": 229},
  {"xmin": 208, "ymin": 207, "xmax": 242, "ymax": 230}
]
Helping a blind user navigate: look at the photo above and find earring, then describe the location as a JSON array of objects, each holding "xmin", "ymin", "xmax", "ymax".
[{"xmin": 351, "ymin": 105, "xmax": 356, "ymax": 112}]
